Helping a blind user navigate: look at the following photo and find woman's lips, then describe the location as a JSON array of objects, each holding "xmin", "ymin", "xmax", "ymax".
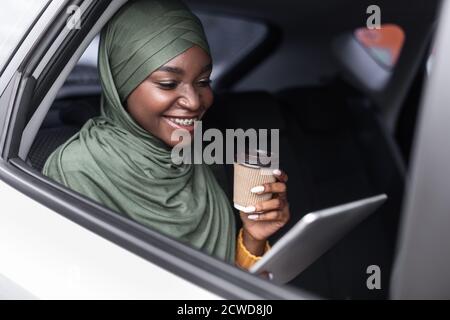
[{"xmin": 162, "ymin": 116, "xmax": 198, "ymax": 132}]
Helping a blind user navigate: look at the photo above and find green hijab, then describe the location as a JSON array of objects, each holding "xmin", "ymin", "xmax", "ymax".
[{"xmin": 43, "ymin": 0, "xmax": 236, "ymax": 262}]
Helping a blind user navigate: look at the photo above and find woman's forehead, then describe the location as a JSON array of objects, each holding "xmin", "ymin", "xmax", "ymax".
[
  {"xmin": 155, "ymin": 63, "xmax": 212, "ymax": 75},
  {"xmin": 153, "ymin": 47, "xmax": 212, "ymax": 75}
]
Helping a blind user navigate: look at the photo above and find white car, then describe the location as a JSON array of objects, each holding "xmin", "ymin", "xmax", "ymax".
[{"xmin": 1, "ymin": 0, "xmax": 449, "ymax": 299}]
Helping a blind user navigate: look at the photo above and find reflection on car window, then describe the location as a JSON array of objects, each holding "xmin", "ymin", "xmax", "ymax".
[
  {"xmin": 354, "ymin": 24, "xmax": 405, "ymax": 69},
  {"xmin": 0, "ymin": 1, "xmax": 49, "ymax": 71}
]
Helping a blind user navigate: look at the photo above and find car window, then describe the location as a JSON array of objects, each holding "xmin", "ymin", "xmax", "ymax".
[
  {"xmin": 57, "ymin": 11, "xmax": 268, "ymax": 98},
  {"xmin": 354, "ymin": 24, "xmax": 405, "ymax": 70},
  {"xmin": 0, "ymin": 1, "xmax": 50, "ymax": 73}
]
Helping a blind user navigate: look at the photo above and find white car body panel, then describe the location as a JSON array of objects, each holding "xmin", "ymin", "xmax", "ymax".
[{"xmin": 0, "ymin": 179, "xmax": 220, "ymax": 299}]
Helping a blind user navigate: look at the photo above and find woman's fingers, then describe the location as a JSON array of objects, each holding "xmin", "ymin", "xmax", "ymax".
[
  {"xmin": 254, "ymin": 197, "xmax": 285, "ymax": 213},
  {"xmin": 247, "ymin": 209, "xmax": 289, "ymax": 222},
  {"xmin": 247, "ymin": 210, "xmax": 281, "ymax": 221},
  {"xmin": 273, "ymin": 169, "xmax": 288, "ymax": 183},
  {"xmin": 250, "ymin": 169, "xmax": 288, "ymax": 196},
  {"xmin": 251, "ymin": 182, "xmax": 286, "ymax": 195}
]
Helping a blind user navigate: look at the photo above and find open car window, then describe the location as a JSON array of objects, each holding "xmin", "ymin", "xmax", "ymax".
[{"xmin": 1, "ymin": 0, "xmax": 443, "ymax": 300}]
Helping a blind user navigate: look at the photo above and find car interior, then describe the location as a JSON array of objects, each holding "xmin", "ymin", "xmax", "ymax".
[{"xmin": 20, "ymin": 0, "xmax": 441, "ymax": 299}]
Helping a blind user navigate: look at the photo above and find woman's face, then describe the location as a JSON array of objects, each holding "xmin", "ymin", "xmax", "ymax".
[{"xmin": 126, "ymin": 45, "xmax": 213, "ymax": 147}]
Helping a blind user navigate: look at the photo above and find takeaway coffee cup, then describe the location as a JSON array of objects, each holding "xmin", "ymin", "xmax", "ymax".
[{"xmin": 233, "ymin": 150, "xmax": 277, "ymax": 212}]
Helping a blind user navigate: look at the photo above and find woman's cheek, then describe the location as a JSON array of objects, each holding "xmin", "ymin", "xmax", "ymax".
[{"xmin": 202, "ymin": 89, "xmax": 214, "ymax": 111}]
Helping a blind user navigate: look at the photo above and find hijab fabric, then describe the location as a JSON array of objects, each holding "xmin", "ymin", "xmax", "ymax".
[{"xmin": 43, "ymin": 0, "xmax": 236, "ymax": 262}]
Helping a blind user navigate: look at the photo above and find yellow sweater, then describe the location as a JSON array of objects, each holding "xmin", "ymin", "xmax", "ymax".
[{"xmin": 235, "ymin": 228, "xmax": 271, "ymax": 270}]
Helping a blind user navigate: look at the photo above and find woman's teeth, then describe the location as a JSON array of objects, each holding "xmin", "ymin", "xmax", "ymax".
[{"xmin": 168, "ymin": 117, "xmax": 197, "ymax": 126}]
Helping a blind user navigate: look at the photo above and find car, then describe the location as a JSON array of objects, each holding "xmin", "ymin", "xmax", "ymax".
[{"xmin": 0, "ymin": 0, "xmax": 448, "ymax": 300}]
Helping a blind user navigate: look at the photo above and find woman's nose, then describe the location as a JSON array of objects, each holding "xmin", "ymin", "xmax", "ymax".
[{"xmin": 178, "ymin": 86, "xmax": 201, "ymax": 111}]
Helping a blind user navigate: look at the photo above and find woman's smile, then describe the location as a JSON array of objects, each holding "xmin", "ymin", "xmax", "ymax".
[{"xmin": 162, "ymin": 115, "xmax": 201, "ymax": 132}]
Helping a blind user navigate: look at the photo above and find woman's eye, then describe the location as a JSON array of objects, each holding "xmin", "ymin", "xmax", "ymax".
[
  {"xmin": 157, "ymin": 82, "xmax": 178, "ymax": 90},
  {"xmin": 198, "ymin": 79, "xmax": 212, "ymax": 87}
]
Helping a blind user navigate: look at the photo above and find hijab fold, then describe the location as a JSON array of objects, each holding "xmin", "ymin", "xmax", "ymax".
[{"xmin": 43, "ymin": 0, "xmax": 236, "ymax": 263}]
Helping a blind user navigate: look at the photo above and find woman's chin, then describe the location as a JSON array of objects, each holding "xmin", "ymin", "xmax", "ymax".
[
  {"xmin": 167, "ymin": 135, "xmax": 193, "ymax": 148},
  {"xmin": 162, "ymin": 129, "xmax": 193, "ymax": 148}
]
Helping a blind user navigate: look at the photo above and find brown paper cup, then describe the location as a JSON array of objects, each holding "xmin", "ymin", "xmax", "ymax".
[{"xmin": 233, "ymin": 162, "xmax": 276, "ymax": 211}]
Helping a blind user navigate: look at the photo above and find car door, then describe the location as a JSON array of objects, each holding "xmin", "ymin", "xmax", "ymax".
[{"xmin": 0, "ymin": 0, "xmax": 311, "ymax": 299}]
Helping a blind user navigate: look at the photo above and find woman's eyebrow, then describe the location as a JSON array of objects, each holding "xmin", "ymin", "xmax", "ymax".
[
  {"xmin": 156, "ymin": 66, "xmax": 184, "ymax": 75},
  {"xmin": 156, "ymin": 63, "xmax": 212, "ymax": 75}
]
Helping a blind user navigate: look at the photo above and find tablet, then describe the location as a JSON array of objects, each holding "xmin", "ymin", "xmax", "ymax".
[{"xmin": 249, "ymin": 194, "xmax": 388, "ymax": 284}]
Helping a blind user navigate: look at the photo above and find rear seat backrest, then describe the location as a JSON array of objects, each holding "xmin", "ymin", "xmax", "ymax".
[{"xmin": 27, "ymin": 95, "xmax": 101, "ymax": 171}]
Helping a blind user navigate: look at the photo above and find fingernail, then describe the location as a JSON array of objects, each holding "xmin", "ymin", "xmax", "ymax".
[
  {"xmin": 273, "ymin": 169, "xmax": 281, "ymax": 176},
  {"xmin": 247, "ymin": 214, "xmax": 259, "ymax": 220},
  {"xmin": 243, "ymin": 206, "xmax": 256, "ymax": 213},
  {"xmin": 250, "ymin": 185, "xmax": 265, "ymax": 194}
]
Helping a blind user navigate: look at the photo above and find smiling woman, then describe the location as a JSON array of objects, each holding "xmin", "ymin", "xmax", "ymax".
[
  {"xmin": 42, "ymin": 0, "xmax": 290, "ymax": 270},
  {"xmin": 127, "ymin": 46, "xmax": 213, "ymax": 146}
]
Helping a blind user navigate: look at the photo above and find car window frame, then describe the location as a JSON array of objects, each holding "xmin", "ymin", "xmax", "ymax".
[
  {"xmin": 0, "ymin": 0, "xmax": 52, "ymax": 76},
  {"xmin": 0, "ymin": 0, "xmax": 69, "ymax": 96},
  {"xmin": 0, "ymin": 0, "xmax": 314, "ymax": 300}
]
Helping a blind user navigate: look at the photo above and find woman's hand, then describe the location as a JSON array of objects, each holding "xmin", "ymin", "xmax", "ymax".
[{"xmin": 239, "ymin": 169, "xmax": 290, "ymax": 256}]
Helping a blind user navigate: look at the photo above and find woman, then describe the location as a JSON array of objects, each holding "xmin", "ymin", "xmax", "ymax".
[{"xmin": 43, "ymin": 0, "xmax": 290, "ymax": 269}]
